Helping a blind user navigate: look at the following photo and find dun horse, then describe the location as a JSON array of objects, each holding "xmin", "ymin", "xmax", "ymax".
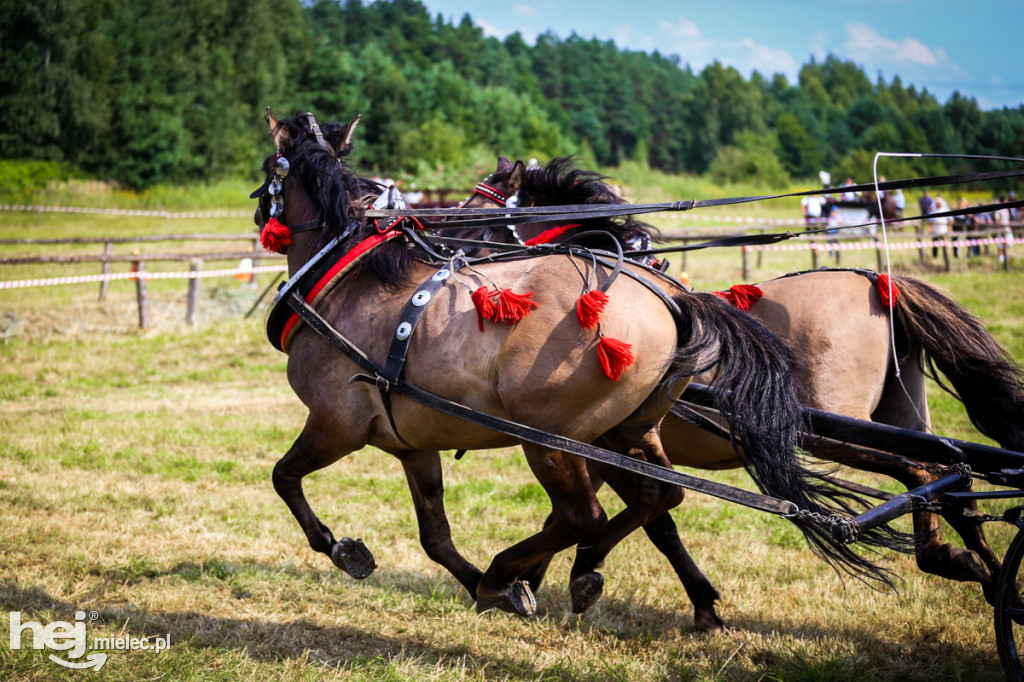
[
  {"xmin": 458, "ymin": 157, "xmax": 1024, "ymax": 629},
  {"xmin": 253, "ymin": 112, "xmax": 892, "ymax": 618}
]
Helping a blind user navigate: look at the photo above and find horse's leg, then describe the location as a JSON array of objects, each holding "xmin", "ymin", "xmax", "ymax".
[
  {"xmin": 872, "ymin": 364, "xmax": 995, "ymax": 589},
  {"xmin": 518, "ymin": 468, "xmax": 610, "ymax": 592},
  {"xmin": 567, "ymin": 425, "xmax": 683, "ymax": 615},
  {"xmin": 586, "ymin": 461, "xmax": 723, "ymax": 631},
  {"xmin": 475, "ymin": 443, "xmax": 607, "ymax": 616},
  {"xmin": 272, "ymin": 420, "xmax": 376, "ymax": 579},
  {"xmin": 398, "ymin": 449, "xmax": 484, "ymax": 599}
]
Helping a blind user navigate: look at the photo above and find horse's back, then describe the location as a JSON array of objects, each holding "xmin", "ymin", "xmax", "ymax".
[{"xmin": 753, "ymin": 270, "xmax": 891, "ymax": 418}]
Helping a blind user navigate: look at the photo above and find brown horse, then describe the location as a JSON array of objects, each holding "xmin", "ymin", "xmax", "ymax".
[
  {"xmin": 254, "ymin": 112, "xmax": 886, "ymax": 618},
  {"xmin": 459, "ymin": 157, "xmax": 1024, "ymax": 629},
  {"xmin": 864, "ymin": 190, "xmax": 902, "ymax": 221}
]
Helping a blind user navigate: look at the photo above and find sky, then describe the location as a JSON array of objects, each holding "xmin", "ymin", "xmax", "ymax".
[{"xmin": 422, "ymin": 0, "xmax": 1023, "ymax": 110}]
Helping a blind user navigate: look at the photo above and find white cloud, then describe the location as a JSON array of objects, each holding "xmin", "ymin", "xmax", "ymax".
[
  {"xmin": 740, "ymin": 37, "xmax": 798, "ymax": 76},
  {"xmin": 842, "ymin": 22, "xmax": 952, "ymax": 70},
  {"xmin": 658, "ymin": 17, "xmax": 700, "ymax": 40},
  {"xmin": 894, "ymin": 38, "xmax": 938, "ymax": 66},
  {"xmin": 475, "ymin": 17, "xmax": 505, "ymax": 38},
  {"xmin": 613, "ymin": 23, "xmax": 658, "ymax": 52},
  {"xmin": 512, "ymin": 4, "xmax": 536, "ymax": 18},
  {"xmin": 656, "ymin": 17, "xmax": 798, "ymax": 79}
]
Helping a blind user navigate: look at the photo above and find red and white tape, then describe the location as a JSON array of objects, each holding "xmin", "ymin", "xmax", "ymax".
[
  {"xmin": 0, "ymin": 204, "xmax": 248, "ymax": 219},
  {"xmin": 655, "ymin": 212, "xmax": 803, "ymax": 225},
  {"xmin": 742, "ymin": 236, "xmax": 1023, "ymax": 252},
  {"xmin": 0, "ymin": 264, "xmax": 287, "ymax": 290}
]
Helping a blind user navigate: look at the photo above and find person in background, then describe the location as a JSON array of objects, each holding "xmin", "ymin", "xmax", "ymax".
[
  {"xmin": 892, "ymin": 187, "xmax": 906, "ymax": 218},
  {"xmin": 801, "ymin": 192, "xmax": 826, "ymax": 227},
  {"xmin": 918, "ymin": 189, "xmax": 934, "ymax": 243},
  {"xmin": 952, "ymin": 197, "xmax": 974, "ymax": 258},
  {"xmin": 840, "ymin": 177, "xmax": 858, "ymax": 202},
  {"xmin": 994, "ymin": 197, "xmax": 1011, "ymax": 227},
  {"xmin": 930, "ymin": 194, "xmax": 950, "ymax": 257},
  {"xmin": 1009, "ymin": 191, "xmax": 1021, "ymax": 224}
]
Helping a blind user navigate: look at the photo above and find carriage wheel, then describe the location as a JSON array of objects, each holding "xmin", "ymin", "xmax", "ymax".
[{"xmin": 995, "ymin": 524, "xmax": 1024, "ymax": 681}]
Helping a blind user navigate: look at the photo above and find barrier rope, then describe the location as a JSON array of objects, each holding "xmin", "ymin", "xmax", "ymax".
[
  {"xmin": 0, "ymin": 204, "xmax": 249, "ymax": 219},
  {"xmin": 0, "ymin": 264, "xmax": 287, "ymax": 290}
]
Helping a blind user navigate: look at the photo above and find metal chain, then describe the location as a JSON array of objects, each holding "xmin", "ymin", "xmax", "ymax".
[{"xmin": 782, "ymin": 508, "xmax": 859, "ymax": 544}]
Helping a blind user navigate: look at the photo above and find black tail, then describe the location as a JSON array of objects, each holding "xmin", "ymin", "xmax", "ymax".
[
  {"xmin": 893, "ymin": 274, "xmax": 1024, "ymax": 451},
  {"xmin": 673, "ymin": 291, "xmax": 909, "ymax": 588}
]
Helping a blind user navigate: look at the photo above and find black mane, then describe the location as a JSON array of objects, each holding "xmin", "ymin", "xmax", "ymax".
[{"xmin": 492, "ymin": 156, "xmax": 660, "ymax": 248}]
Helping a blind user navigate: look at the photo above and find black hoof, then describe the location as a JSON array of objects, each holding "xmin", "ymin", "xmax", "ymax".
[
  {"xmin": 570, "ymin": 572, "xmax": 604, "ymax": 614},
  {"xmin": 475, "ymin": 580, "xmax": 536, "ymax": 617},
  {"xmin": 693, "ymin": 609, "xmax": 725, "ymax": 633},
  {"xmin": 331, "ymin": 537, "xmax": 376, "ymax": 579}
]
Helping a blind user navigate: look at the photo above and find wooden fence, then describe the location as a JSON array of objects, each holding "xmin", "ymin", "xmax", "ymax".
[{"xmin": 2, "ymin": 222, "xmax": 1020, "ymax": 330}]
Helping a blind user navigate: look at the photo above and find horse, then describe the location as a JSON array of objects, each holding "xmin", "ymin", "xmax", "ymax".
[
  {"xmin": 458, "ymin": 156, "xmax": 1024, "ymax": 630},
  {"xmin": 864, "ymin": 190, "xmax": 902, "ymax": 221},
  {"xmin": 252, "ymin": 111, "xmax": 890, "ymax": 618}
]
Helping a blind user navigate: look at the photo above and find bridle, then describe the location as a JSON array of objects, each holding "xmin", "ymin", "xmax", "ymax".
[
  {"xmin": 250, "ymin": 113, "xmax": 355, "ymax": 254},
  {"xmin": 465, "ymin": 180, "xmax": 524, "ymax": 244}
]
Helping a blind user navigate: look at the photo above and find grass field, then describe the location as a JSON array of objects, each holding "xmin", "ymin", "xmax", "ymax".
[{"xmin": 1, "ymin": 184, "xmax": 1023, "ymax": 681}]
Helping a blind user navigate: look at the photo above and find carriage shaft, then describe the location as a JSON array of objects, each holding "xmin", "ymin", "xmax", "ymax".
[{"xmin": 839, "ymin": 468, "xmax": 972, "ymax": 543}]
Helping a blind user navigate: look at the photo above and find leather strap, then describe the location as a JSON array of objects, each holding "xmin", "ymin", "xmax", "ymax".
[
  {"xmin": 381, "ymin": 259, "xmax": 466, "ymax": 384},
  {"xmin": 285, "ymin": 291, "xmax": 801, "ymax": 516}
]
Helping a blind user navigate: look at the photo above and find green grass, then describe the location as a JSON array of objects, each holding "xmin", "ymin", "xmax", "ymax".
[{"xmin": 0, "ymin": 176, "xmax": 1022, "ymax": 680}]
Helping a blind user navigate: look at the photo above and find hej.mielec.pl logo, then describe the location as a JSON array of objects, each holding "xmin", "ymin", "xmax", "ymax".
[{"xmin": 9, "ymin": 610, "xmax": 171, "ymax": 670}]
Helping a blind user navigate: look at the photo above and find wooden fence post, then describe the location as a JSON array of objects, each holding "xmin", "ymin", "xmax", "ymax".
[
  {"xmin": 250, "ymin": 238, "xmax": 260, "ymax": 288},
  {"xmin": 741, "ymin": 246, "xmax": 750, "ymax": 280},
  {"xmin": 186, "ymin": 259, "xmax": 202, "ymax": 327},
  {"xmin": 98, "ymin": 241, "xmax": 112, "ymax": 302},
  {"xmin": 133, "ymin": 260, "xmax": 150, "ymax": 330},
  {"xmin": 875, "ymin": 243, "xmax": 884, "ymax": 272},
  {"xmin": 811, "ymin": 243, "xmax": 819, "ymax": 269}
]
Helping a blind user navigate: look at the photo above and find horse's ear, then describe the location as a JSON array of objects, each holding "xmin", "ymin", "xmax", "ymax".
[
  {"xmin": 508, "ymin": 160, "xmax": 527, "ymax": 193},
  {"xmin": 333, "ymin": 114, "xmax": 362, "ymax": 156},
  {"xmin": 266, "ymin": 106, "xmax": 289, "ymax": 150},
  {"xmin": 496, "ymin": 156, "xmax": 512, "ymax": 173}
]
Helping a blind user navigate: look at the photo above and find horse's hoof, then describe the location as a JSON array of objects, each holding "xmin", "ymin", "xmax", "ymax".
[
  {"xmin": 693, "ymin": 609, "xmax": 725, "ymax": 633},
  {"xmin": 950, "ymin": 546, "xmax": 992, "ymax": 584},
  {"xmin": 331, "ymin": 537, "xmax": 376, "ymax": 579},
  {"xmin": 475, "ymin": 581, "xmax": 536, "ymax": 617},
  {"xmin": 570, "ymin": 572, "xmax": 604, "ymax": 614}
]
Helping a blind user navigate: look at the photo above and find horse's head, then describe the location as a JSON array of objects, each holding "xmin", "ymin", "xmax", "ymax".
[
  {"xmin": 464, "ymin": 157, "xmax": 660, "ymax": 259},
  {"xmin": 252, "ymin": 107, "xmax": 373, "ymax": 273}
]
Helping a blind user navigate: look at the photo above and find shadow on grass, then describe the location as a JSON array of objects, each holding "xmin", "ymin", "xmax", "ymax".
[{"xmin": 0, "ymin": 571, "xmax": 1001, "ymax": 681}]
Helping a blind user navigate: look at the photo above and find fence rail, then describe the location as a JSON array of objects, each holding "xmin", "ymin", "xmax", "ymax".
[{"xmin": 2, "ymin": 212, "xmax": 1021, "ymax": 329}]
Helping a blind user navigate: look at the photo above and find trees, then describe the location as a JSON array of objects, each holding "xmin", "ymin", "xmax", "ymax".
[{"xmin": 1, "ymin": 0, "xmax": 1021, "ymax": 189}]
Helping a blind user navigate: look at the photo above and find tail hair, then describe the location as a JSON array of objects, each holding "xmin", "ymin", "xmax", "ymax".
[
  {"xmin": 893, "ymin": 274, "xmax": 1024, "ymax": 451},
  {"xmin": 672, "ymin": 291, "xmax": 912, "ymax": 588}
]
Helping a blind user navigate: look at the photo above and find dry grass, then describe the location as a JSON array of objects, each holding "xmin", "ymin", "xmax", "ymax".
[{"xmin": 1, "ymin": 215, "xmax": 1022, "ymax": 681}]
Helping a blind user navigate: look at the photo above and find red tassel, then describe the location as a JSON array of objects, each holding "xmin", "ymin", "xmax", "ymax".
[
  {"xmin": 524, "ymin": 223, "xmax": 581, "ymax": 246},
  {"xmin": 260, "ymin": 217, "xmax": 292, "ymax": 253},
  {"xmin": 576, "ymin": 289, "xmax": 609, "ymax": 329},
  {"xmin": 494, "ymin": 288, "xmax": 538, "ymax": 323},
  {"xmin": 877, "ymin": 274, "xmax": 900, "ymax": 309},
  {"xmin": 713, "ymin": 284, "xmax": 764, "ymax": 312},
  {"xmin": 471, "ymin": 286, "xmax": 498, "ymax": 331},
  {"xmin": 597, "ymin": 335, "xmax": 634, "ymax": 381}
]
